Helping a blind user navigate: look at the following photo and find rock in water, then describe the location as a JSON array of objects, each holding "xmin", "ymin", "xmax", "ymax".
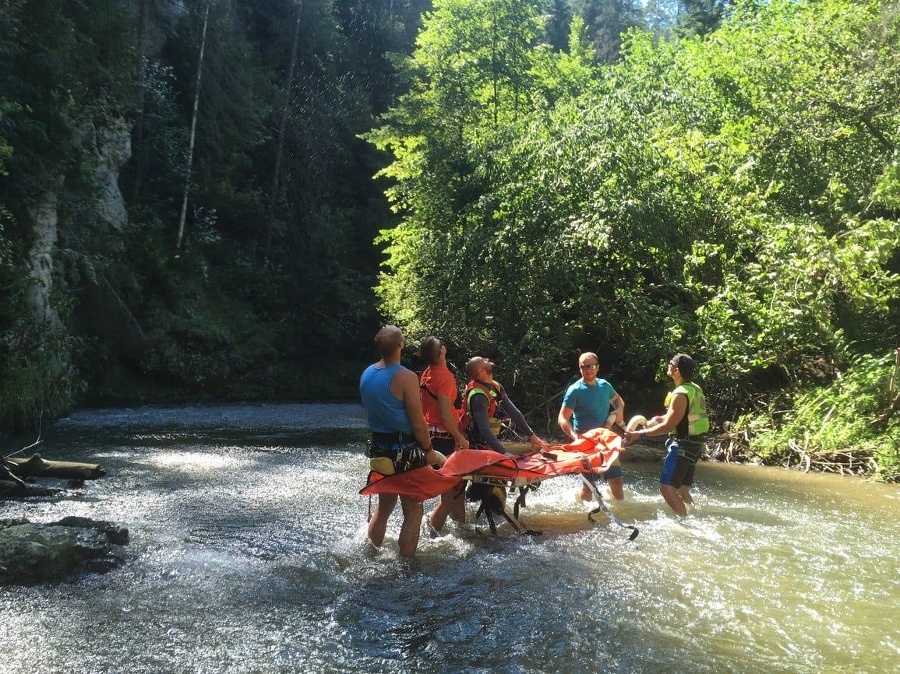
[{"xmin": 0, "ymin": 518, "xmax": 129, "ymax": 585}]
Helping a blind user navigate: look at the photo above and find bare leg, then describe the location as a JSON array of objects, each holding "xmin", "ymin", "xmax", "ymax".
[
  {"xmin": 428, "ymin": 496, "xmax": 447, "ymax": 532},
  {"xmin": 368, "ymin": 493, "xmax": 398, "ymax": 547},
  {"xmin": 677, "ymin": 485, "xmax": 693, "ymax": 505},
  {"xmin": 398, "ymin": 497, "xmax": 424, "ymax": 557},
  {"xmin": 427, "ymin": 501, "xmax": 442, "ymax": 533},
  {"xmin": 581, "ymin": 477, "xmax": 624, "ymax": 501},
  {"xmin": 449, "ymin": 483, "xmax": 466, "ymax": 523},
  {"xmin": 429, "ymin": 482, "xmax": 466, "ymax": 532},
  {"xmin": 660, "ymin": 484, "xmax": 687, "ymax": 516},
  {"xmin": 606, "ymin": 476, "xmax": 625, "ymax": 501},
  {"xmin": 579, "ymin": 481, "xmax": 594, "ymax": 502}
]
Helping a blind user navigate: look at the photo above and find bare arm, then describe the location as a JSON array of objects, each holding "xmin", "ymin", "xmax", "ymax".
[
  {"xmin": 437, "ymin": 395, "xmax": 468, "ymax": 449},
  {"xmin": 558, "ymin": 405, "xmax": 577, "ymax": 440},
  {"xmin": 503, "ymin": 395, "xmax": 549, "ymax": 451},
  {"xmin": 610, "ymin": 393, "xmax": 625, "ymax": 427},
  {"xmin": 624, "ymin": 393, "xmax": 687, "ymax": 444}
]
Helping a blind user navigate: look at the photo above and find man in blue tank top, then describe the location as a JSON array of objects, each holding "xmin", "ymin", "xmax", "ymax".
[{"xmin": 360, "ymin": 325, "xmax": 444, "ymax": 557}]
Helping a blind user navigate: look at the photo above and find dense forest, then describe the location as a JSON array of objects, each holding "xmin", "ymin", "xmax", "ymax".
[{"xmin": 0, "ymin": 0, "xmax": 897, "ymax": 479}]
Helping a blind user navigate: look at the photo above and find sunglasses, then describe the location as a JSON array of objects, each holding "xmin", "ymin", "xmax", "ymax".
[{"xmin": 580, "ymin": 363, "xmax": 599, "ymax": 371}]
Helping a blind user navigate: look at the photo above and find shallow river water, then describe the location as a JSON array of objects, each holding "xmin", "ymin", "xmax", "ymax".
[{"xmin": 1, "ymin": 403, "xmax": 898, "ymax": 674}]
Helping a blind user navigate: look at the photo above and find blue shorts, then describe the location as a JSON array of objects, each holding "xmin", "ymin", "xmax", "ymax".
[
  {"xmin": 659, "ymin": 438, "xmax": 703, "ymax": 488},
  {"xmin": 603, "ymin": 460, "xmax": 624, "ymax": 481}
]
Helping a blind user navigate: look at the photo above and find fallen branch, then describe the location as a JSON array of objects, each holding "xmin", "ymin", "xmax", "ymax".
[
  {"xmin": 5, "ymin": 453, "xmax": 106, "ymax": 480},
  {"xmin": 0, "ymin": 457, "xmax": 28, "ymax": 490}
]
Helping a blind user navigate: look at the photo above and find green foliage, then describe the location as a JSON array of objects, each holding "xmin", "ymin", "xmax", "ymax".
[
  {"xmin": 0, "ymin": 0, "xmax": 137, "ymax": 434},
  {"xmin": 369, "ymin": 0, "xmax": 900, "ymax": 477},
  {"xmin": 50, "ymin": 0, "xmax": 397, "ymax": 405},
  {"xmin": 662, "ymin": 0, "xmax": 900, "ymax": 412},
  {"xmin": 676, "ymin": 0, "xmax": 730, "ymax": 38},
  {"xmin": 0, "ymin": 91, "xmax": 12, "ymax": 269},
  {"xmin": 0, "ymin": 0, "xmax": 136, "ymax": 195},
  {"xmin": 0, "ymin": 316, "xmax": 84, "ymax": 435},
  {"xmin": 735, "ymin": 350, "xmax": 900, "ymax": 481},
  {"xmin": 567, "ymin": 0, "xmax": 646, "ymax": 63},
  {"xmin": 97, "ymin": 210, "xmax": 282, "ymax": 398},
  {"xmin": 370, "ymin": 0, "xmax": 711, "ymax": 392}
]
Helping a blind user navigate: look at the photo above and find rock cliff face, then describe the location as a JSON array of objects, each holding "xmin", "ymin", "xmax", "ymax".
[
  {"xmin": 22, "ymin": 112, "xmax": 132, "ymax": 327},
  {"xmin": 24, "ymin": 187, "xmax": 61, "ymax": 326},
  {"xmin": 94, "ymin": 116, "xmax": 132, "ymax": 232}
]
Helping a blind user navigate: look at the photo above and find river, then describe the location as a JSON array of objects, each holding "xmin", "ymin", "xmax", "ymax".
[{"xmin": 1, "ymin": 403, "xmax": 898, "ymax": 673}]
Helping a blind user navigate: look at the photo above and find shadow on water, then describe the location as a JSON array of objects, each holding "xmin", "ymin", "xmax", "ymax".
[{"xmin": 1, "ymin": 403, "xmax": 898, "ymax": 674}]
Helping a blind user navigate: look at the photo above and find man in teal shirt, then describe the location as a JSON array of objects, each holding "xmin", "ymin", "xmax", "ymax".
[{"xmin": 558, "ymin": 352, "xmax": 626, "ymax": 501}]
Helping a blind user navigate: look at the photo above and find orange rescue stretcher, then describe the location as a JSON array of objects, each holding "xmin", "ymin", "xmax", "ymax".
[{"xmin": 360, "ymin": 427, "xmax": 639, "ymax": 540}]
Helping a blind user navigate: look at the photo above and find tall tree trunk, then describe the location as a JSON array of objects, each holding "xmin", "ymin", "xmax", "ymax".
[
  {"xmin": 131, "ymin": 0, "xmax": 153, "ymax": 202},
  {"xmin": 175, "ymin": 0, "xmax": 211, "ymax": 255},
  {"xmin": 264, "ymin": 0, "xmax": 303, "ymax": 254}
]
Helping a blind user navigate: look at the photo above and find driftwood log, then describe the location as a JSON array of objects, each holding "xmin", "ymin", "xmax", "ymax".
[
  {"xmin": 1, "ymin": 452, "xmax": 106, "ymax": 498},
  {"xmin": 5, "ymin": 453, "xmax": 106, "ymax": 480}
]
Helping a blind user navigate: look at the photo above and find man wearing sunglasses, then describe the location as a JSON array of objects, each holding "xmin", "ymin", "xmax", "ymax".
[{"xmin": 558, "ymin": 352, "xmax": 627, "ymax": 502}]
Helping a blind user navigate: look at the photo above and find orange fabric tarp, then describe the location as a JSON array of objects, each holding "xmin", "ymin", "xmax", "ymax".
[{"xmin": 360, "ymin": 427, "xmax": 622, "ymax": 501}]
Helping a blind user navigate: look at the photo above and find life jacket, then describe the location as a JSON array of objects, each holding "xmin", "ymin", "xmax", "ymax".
[
  {"xmin": 665, "ymin": 381, "xmax": 709, "ymax": 437},
  {"xmin": 459, "ymin": 380, "xmax": 506, "ymax": 437}
]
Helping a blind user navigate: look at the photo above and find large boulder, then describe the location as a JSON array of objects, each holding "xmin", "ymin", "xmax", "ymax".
[{"xmin": 0, "ymin": 517, "xmax": 129, "ymax": 585}]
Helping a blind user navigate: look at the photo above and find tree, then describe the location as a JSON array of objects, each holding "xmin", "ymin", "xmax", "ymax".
[
  {"xmin": 175, "ymin": 0, "xmax": 210, "ymax": 254},
  {"xmin": 676, "ymin": 0, "xmax": 731, "ymax": 38},
  {"xmin": 369, "ymin": 0, "xmax": 900, "ymax": 446},
  {"xmin": 264, "ymin": 0, "xmax": 301, "ymax": 253},
  {"xmin": 368, "ymin": 0, "xmax": 613, "ymax": 388},
  {"xmin": 567, "ymin": 0, "xmax": 645, "ymax": 63}
]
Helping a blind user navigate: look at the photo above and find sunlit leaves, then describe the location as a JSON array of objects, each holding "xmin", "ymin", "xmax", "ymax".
[
  {"xmin": 370, "ymin": 0, "xmax": 900, "ymax": 435},
  {"xmin": 742, "ymin": 350, "xmax": 900, "ymax": 479}
]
